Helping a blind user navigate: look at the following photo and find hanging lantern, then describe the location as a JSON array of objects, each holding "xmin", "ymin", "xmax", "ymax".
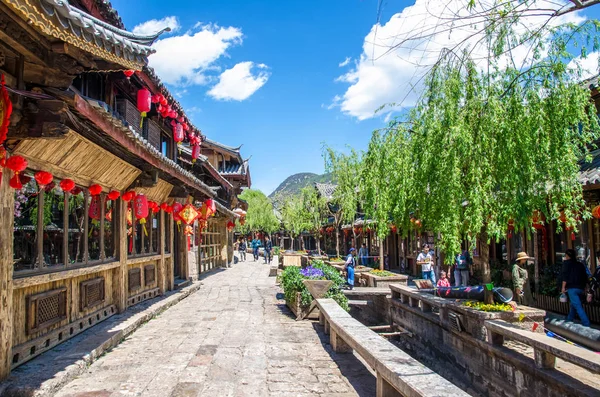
[
  {"xmin": 59, "ymin": 179, "xmax": 75, "ymax": 193},
  {"xmin": 390, "ymin": 225, "xmax": 397, "ymax": 234},
  {"xmin": 172, "ymin": 202, "xmax": 183, "ymax": 224},
  {"xmin": 239, "ymin": 217, "xmax": 246, "ymax": 226},
  {"xmin": 123, "ymin": 70, "xmax": 135, "ymax": 79},
  {"xmin": 5, "ymin": 155, "xmax": 27, "ymax": 190},
  {"xmin": 178, "ymin": 203, "xmax": 199, "ymax": 225},
  {"xmin": 122, "ymin": 190, "xmax": 136, "ymax": 202},
  {"xmin": 89, "ymin": 195, "xmax": 101, "ymax": 220},
  {"xmin": 34, "ymin": 171, "xmax": 53, "ymax": 188},
  {"xmin": 507, "ymin": 219, "xmax": 515, "ymax": 238},
  {"xmin": 89, "ymin": 184, "xmax": 102, "ymax": 196},
  {"xmin": 165, "ymin": 205, "xmax": 173, "ymax": 214},
  {"xmin": 137, "ymin": 88, "xmax": 151, "ymax": 128},
  {"xmin": 191, "ymin": 144, "xmax": 201, "ymax": 163},
  {"xmin": 177, "ymin": 116, "xmax": 185, "ymax": 123},
  {"xmin": 182, "ymin": 122, "xmax": 189, "ymax": 131},
  {"xmin": 105, "ymin": 209, "xmax": 113, "ymax": 222},
  {"xmin": 160, "ymin": 202, "xmax": 169, "ymax": 212},
  {"xmin": 205, "ymin": 198, "xmax": 216, "ymax": 217},
  {"xmin": 1, "ymin": 74, "xmax": 13, "ymax": 145},
  {"xmin": 532, "ymin": 210, "xmax": 545, "ymax": 229},
  {"xmin": 107, "ymin": 190, "xmax": 120, "ymax": 201},
  {"xmin": 592, "ymin": 205, "xmax": 600, "ymax": 219},
  {"xmin": 134, "ymin": 194, "xmax": 149, "ymax": 234},
  {"xmin": 227, "ymin": 220, "xmax": 235, "ymax": 232},
  {"xmin": 168, "ymin": 110, "xmax": 177, "ymax": 119},
  {"xmin": 151, "ymin": 94, "xmax": 160, "ymax": 104},
  {"xmin": 159, "ymin": 94, "xmax": 167, "ymax": 106},
  {"xmin": 173, "ymin": 123, "xmax": 184, "ymax": 145}
]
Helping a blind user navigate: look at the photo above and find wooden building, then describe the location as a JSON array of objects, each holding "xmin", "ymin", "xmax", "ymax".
[{"xmin": 0, "ymin": 0, "xmax": 249, "ymax": 380}]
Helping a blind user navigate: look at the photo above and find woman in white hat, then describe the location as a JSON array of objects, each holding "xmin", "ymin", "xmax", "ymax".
[{"xmin": 512, "ymin": 252, "xmax": 533, "ymax": 305}]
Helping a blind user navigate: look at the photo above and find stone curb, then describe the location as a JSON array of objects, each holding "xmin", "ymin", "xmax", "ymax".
[{"xmin": 1, "ymin": 281, "xmax": 203, "ymax": 397}]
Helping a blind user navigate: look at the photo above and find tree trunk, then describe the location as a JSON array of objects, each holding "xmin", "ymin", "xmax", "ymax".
[
  {"xmin": 335, "ymin": 229, "xmax": 340, "ymax": 258},
  {"xmin": 291, "ymin": 235, "xmax": 294, "ymax": 251},
  {"xmin": 379, "ymin": 240, "xmax": 384, "ymax": 271},
  {"xmin": 300, "ymin": 236, "xmax": 305, "ymax": 251},
  {"xmin": 534, "ymin": 231, "xmax": 539, "ymax": 295},
  {"xmin": 480, "ymin": 231, "xmax": 491, "ymax": 283},
  {"xmin": 316, "ymin": 234, "xmax": 321, "ymax": 254}
]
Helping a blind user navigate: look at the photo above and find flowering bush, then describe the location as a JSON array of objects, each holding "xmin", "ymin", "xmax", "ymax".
[
  {"xmin": 371, "ymin": 269, "xmax": 395, "ymax": 277},
  {"xmin": 280, "ymin": 260, "xmax": 349, "ymax": 311},
  {"xmin": 463, "ymin": 300, "xmax": 514, "ymax": 312}
]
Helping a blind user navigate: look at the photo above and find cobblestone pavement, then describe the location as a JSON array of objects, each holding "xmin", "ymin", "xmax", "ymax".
[{"xmin": 55, "ymin": 259, "xmax": 376, "ymax": 397}]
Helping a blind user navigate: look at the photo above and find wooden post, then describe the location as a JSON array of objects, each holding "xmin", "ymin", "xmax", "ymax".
[
  {"xmin": 534, "ymin": 231, "xmax": 540, "ymax": 295},
  {"xmin": 158, "ymin": 210, "xmax": 167, "ymax": 293},
  {"xmin": 115, "ymin": 199, "xmax": 128, "ymax": 313},
  {"xmin": 0, "ymin": 169, "xmax": 15, "ymax": 380}
]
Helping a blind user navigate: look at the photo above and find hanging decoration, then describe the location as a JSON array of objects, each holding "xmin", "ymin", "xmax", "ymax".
[
  {"xmin": 59, "ymin": 178, "xmax": 75, "ymax": 193},
  {"xmin": 107, "ymin": 190, "xmax": 120, "ymax": 201},
  {"xmin": 105, "ymin": 209, "xmax": 113, "ymax": 222},
  {"xmin": 0, "ymin": 74, "xmax": 13, "ymax": 145},
  {"xmin": 137, "ymin": 88, "xmax": 151, "ymax": 128},
  {"xmin": 227, "ymin": 220, "xmax": 235, "ymax": 232},
  {"xmin": 160, "ymin": 202, "xmax": 169, "ymax": 212},
  {"xmin": 191, "ymin": 143, "xmax": 201, "ymax": 163},
  {"xmin": 173, "ymin": 122, "xmax": 184, "ymax": 147},
  {"xmin": 134, "ymin": 194, "xmax": 149, "ymax": 235},
  {"xmin": 34, "ymin": 171, "xmax": 53, "ymax": 189},
  {"xmin": 507, "ymin": 219, "xmax": 515, "ymax": 238},
  {"xmin": 122, "ymin": 190, "xmax": 136, "ymax": 202},
  {"xmin": 5, "ymin": 155, "xmax": 27, "ymax": 190},
  {"xmin": 178, "ymin": 203, "xmax": 199, "ymax": 225},
  {"xmin": 239, "ymin": 217, "xmax": 245, "ymax": 226},
  {"xmin": 592, "ymin": 205, "xmax": 600, "ymax": 220},
  {"xmin": 123, "ymin": 70, "xmax": 135, "ymax": 79},
  {"xmin": 172, "ymin": 202, "xmax": 183, "ymax": 231},
  {"xmin": 89, "ymin": 184, "xmax": 102, "ymax": 196},
  {"xmin": 89, "ymin": 195, "xmax": 101, "ymax": 221}
]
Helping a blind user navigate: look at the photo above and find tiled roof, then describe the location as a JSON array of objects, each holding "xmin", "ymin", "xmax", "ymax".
[
  {"xmin": 219, "ymin": 160, "xmax": 249, "ymax": 176},
  {"xmin": 315, "ymin": 183, "xmax": 337, "ymax": 200},
  {"xmin": 85, "ymin": 0, "xmax": 125, "ymax": 29},
  {"xmin": 13, "ymin": 0, "xmax": 167, "ymax": 69},
  {"xmin": 204, "ymin": 138, "xmax": 241, "ymax": 154},
  {"xmin": 84, "ymin": 97, "xmax": 216, "ymax": 198},
  {"xmin": 179, "ymin": 145, "xmax": 234, "ymax": 190},
  {"xmin": 580, "ymin": 149, "xmax": 600, "ymax": 185}
]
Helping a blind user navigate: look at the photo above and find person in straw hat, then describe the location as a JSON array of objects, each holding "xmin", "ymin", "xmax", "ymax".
[{"xmin": 512, "ymin": 252, "xmax": 533, "ymax": 305}]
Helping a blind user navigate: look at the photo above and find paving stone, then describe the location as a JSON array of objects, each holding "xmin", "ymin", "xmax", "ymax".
[{"xmin": 46, "ymin": 260, "xmax": 375, "ymax": 396}]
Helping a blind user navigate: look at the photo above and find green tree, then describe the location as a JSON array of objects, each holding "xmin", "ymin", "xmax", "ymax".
[
  {"xmin": 280, "ymin": 194, "xmax": 308, "ymax": 251},
  {"xmin": 299, "ymin": 185, "xmax": 328, "ymax": 254},
  {"xmin": 323, "ymin": 146, "xmax": 363, "ymax": 256},
  {"xmin": 237, "ymin": 189, "xmax": 279, "ymax": 236}
]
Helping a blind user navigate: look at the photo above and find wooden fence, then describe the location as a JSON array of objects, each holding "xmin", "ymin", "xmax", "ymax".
[{"xmin": 532, "ymin": 293, "xmax": 600, "ymax": 324}]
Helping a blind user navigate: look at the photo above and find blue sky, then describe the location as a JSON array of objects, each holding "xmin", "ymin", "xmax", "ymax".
[{"xmin": 112, "ymin": 1, "xmax": 600, "ymax": 195}]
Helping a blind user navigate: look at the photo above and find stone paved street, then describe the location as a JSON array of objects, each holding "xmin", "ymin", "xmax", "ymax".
[{"xmin": 54, "ymin": 259, "xmax": 376, "ymax": 397}]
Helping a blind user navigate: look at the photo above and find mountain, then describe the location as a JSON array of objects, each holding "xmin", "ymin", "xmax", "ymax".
[{"xmin": 269, "ymin": 172, "xmax": 332, "ymax": 202}]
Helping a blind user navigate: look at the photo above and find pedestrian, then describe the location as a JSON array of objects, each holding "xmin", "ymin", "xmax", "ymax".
[
  {"xmin": 561, "ymin": 249, "xmax": 591, "ymax": 326},
  {"xmin": 437, "ymin": 271, "xmax": 451, "ymax": 287},
  {"xmin": 238, "ymin": 238, "xmax": 247, "ymax": 261},
  {"xmin": 251, "ymin": 235, "xmax": 261, "ymax": 261},
  {"xmin": 345, "ymin": 248, "xmax": 357, "ymax": 290},
  {"xmin": 454, "ymin": 248, "xmax": 473, "ymax": 286},
  {"xmin": 264, "ymin": 235, "xmax": 273, "ymax": 264},
  {"xmin": 512, "ymin": 252, "xmax": 533, "ymax": 306},
  {"xmin": 358, "ymin": 243, "xmax": 369, "ymax": 266},
  {"xmin": 417, "ymin": 245, "xmax": 436, "ymax": 285}
]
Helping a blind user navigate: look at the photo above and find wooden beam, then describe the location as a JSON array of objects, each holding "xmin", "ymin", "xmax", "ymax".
[{"xmin": 0, "ymin": 169, "xmax": 15, "ymax": 380}]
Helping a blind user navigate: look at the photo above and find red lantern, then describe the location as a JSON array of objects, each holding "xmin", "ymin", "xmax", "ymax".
[
  {"xmin": 191, "ymin": 144, "xmax": 201, "ymax": 163},
  {"xmin": 1, "ymin": 74, "xmax": 13, "ymax": 145},
  {"xmin": 107, "ymin": 190, "xmax": 120, "ymax": 201},
  {"xmin": 177, "ymin": 116, "xmax": 185, "ymax": 123},
  {"xmin": 89, "ymin": 184, "xmax": 102, "ymax": 196},
  {"xmin": 227, "ymin": 220, "xmax": 235, "ymax": 232},
  {"xmin": 122, "ymin": 190, "xmax": 136, "ymax": 202},
  {"xmin": 60, "ymin": 179, "xmax": 75, "ymax": 193},
  {"xmin": 151, "ymin": 94, "xmax": 160, "ymax": 104},
  {"xmin": 105, "ymin": 209, "xmax": 113, "ymax": 222},
  {"xmin": 592, "ymin": 205, "xmax": 600, "ymax": 219},
  {"xmin": 134, "ymin": 194, "xmax": 149, "ymax": 234},
  {"xmin": 5, "ymin": 155, "xmax": 27, "ymax": 190},
  {"xmin": 165, "ymin": 205, "xmax": 173, "ymax": 214},
  {"xmin": 182, "ymin": 122, "xmax": 189, "ymax": 131},
  {"xmin": 159, "ymin": 94, "xmax": 167, "ymax": 106},
  {"xmin": 137, "ymin": 88, "xmax": 151, "ymax": 128},
  {"xmin": 172, "ymin": 202, "xmax": 183, "ymax": 224},
  {"xmin": 507, "ymin": 219, "xmax": 515, "ymax": 238},
  {"xmin": 168, "ymin": 110, "xmax": 177, "ymax": 119},
  {"xmin": 173, "ymin": 123, "xmax": 184, "ymax": 145},
  {"xmin": 123, "ymin": 70, "xmax": 135, "ymax": 79},
  {"xmin": 9, "ymin": 174, "xmax": 22, "ymax": 189},
  {"xmin": 178, "ymin": 203, "xmax": 199, "ymax": 225},
  {"xmin": 390, "ymin": 225, "xmax": 397, "ymax": 234},
  {"xmin": 160, "ymin": 202, "xmax": 169, "ymax": 212},
  {"xmin": 205, "ymin": 199, "xmax": 216, "ymax": 216},
  {"xmin": 34, "ymin": 171, "xmax": 53, "ymax": 188},
  {"xmin": 89, "ymin": 195, "xmax": 101, "ymax": 220}
]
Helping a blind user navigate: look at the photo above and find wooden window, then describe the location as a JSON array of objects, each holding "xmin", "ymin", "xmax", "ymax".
[
  {"xmin": 80, "ymin": 277, "xmax": 105, "ymax": 311},
  {"xmin": 26, "ymin": 288, "xmax": 67, "ymax": 334},
  {"xmin": 13, "ymin": 177, "xmax": 118, "ymax": 276},
  {"xmin": 128, "ymin": 268, "xmax": 142, "ymax": 292},
  {"xmin": 129, "ymin": 210, "xmax": 159, "ymax": 258}
]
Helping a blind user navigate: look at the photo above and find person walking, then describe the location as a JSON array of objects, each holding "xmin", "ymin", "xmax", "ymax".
[
  {"xmin": 454, "ymin": 248, "xmax": 473, "ymax": 286},
  {"xmin": 251, "ymin": 235, "xmax": 262, "ymax": 261},
  {"xmin": 264, "ymin": 235, "xmax": 273, "ymax": 264},
  {"xmin": 345, "ymin": 248, "xmax": 357, "ymax": 290},
  {"xmin": 238, "ymin": 238, "xmax": 247, "ymax": 261},
  {"xmin": 561, "ymin": 249, "xmax": 591, "ymax": 326},
  {"xmin": 512, "ymin": 252, "xmax": 533, "ymax": 306},
  {"xmin": 417, "ymin": 245, "xmax": 436, "ymax": 285},
  {"xmin": 358, "ymin": 243, "xmax": 369, "ymax": 266}
]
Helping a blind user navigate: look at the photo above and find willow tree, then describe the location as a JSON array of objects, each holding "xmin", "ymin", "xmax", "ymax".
[
  {"xmin": 280, "ymin": 194, "xmax": 308, "ymax": 251},
  {"xmin": 237, "ymin": 189, "xmax": 279, "ymax": 236},
  {"xmin": 323, "ymin": 146, "xmax": 363, "ymax": 256},
  {"xmin": 299, "ymin": 186, "xmax": 328, "ymax": 253},
  {"xmin": 361, "ymin": 126, "xmax": 415, "ymax": 270}
]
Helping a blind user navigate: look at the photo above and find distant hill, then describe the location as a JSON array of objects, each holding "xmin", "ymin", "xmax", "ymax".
[{"xmin": 269, "ymin": 172, "xmax": 332, "ymax": 203}]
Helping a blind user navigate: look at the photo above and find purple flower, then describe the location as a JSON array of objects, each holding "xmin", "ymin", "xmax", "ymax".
[{"xmin": 300, "ymin": 266, "xmax": 325, "ymax": 279}]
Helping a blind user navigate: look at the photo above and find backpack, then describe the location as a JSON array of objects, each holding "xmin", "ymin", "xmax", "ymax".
[{"xmin": 457, "ymin": 252, "xmax": 468, "ymax": 270}]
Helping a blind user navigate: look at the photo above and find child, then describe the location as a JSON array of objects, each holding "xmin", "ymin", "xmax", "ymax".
[{"xmin": 437, "ymin": 271, "xmax": 451, "ymax": 288}]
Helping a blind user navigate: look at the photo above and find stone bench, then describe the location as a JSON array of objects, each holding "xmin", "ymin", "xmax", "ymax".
[
  {"xmin": 316, "ymin": 298, "xmax": 470, "ymax": 397},
  {"xmin": 485, "ymin": 319, "xmax": 600, "ymax": 374}
]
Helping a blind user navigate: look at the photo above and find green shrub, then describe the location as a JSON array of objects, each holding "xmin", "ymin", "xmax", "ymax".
[
  {"xmin": 279, "ymin": 259, "xmax": 349, "ymax": 311},
  {"xmin": 273, "ymin": 246, "xmax": 280, "ymax": 256}
]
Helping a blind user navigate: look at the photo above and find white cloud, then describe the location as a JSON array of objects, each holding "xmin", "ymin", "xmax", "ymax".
[
  {"xmin": 148, "ymin": 23, "xmax": 243, "ymax": 86},
  {"xmin": 132, "ymin": 16, "xmax": 180, "ymax": 36},
  {"xmin": 332, "ymin": 0, "xmax": 586, "ymax": 121},
  {"xmin": 339, "ymin": 57, "xmax": 351, "ymax": 67},
  {"xmin": 568, "ymin": 52, "xmax": 600, "ymax": 80},
  {"xmin": 208, "ymin": 62, "xmax": 270, "ymax": 101}
]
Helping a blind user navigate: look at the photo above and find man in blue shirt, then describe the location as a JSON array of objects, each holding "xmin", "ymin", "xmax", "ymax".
[{"xmin": 251, "ymin": 235, "xmax": 262, "ymax": 261}]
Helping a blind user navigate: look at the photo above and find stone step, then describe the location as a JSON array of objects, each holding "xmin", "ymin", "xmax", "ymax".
[
  {"xmin": 174, "ymin": 278, "xmax": 191, "ymax": 289},
  {"xmin": 348, "ymin": 299, "xmax": 372, "ymax": 306}
]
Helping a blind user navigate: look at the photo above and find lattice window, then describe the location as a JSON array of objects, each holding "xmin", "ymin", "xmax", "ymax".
[
  {"xmin": 128, "ymin": 268, "xmax": 141, "ymax": 292},
  {"xmin": 116, "ymin": 99, "xmax": 142, "ymax": 135},
  {"xmin": 144, "ymin": 264, "xmax": 156, "ymax": 286},
  {"xmin": 26, "ymin": 288, "xmax": 67, "ymax": 335},
  {"xmin": 147, "ymin": 119, "xmax": 161, "ymax": 150},
  {"xmin": 80, "ymin": 277, "xmax": 105, "ymax": 311}
]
